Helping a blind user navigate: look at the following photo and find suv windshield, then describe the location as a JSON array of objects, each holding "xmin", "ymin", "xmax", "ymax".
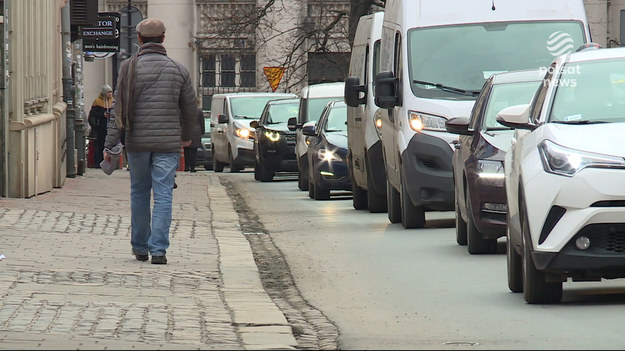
[
  {"xmin": 408, "ymin": 21, "xmax": 585, "ymax": 100},
  {"xmin": 325, "ymin": 104, "xmax": 347, "ymax": 132},
  {"xmin": 230, "ymin": 96, "xmax": 283, "ymax": 119},
  {"xmin": 266, "ymin": 101, "xmax": 300, "ymax": 124},
  {"xmin": 483, "ymin": 80, "xmax": 541, "ymax": 129},
  {"xmin": 550, "ymin": 58, "xmax": 625, "ymax": 123}
]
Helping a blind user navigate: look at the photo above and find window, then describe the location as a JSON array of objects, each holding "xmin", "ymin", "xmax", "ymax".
[
  {"xmin": 221, "ymin": 55, "xmax": 236, "ymax": 87},
  {"xmin": 240, "ymin": 55, "xmax": 256, "ymax": 87},
  {"xmin": 202, "ymin": 55, "xmax": 216, "ymax": 87}
]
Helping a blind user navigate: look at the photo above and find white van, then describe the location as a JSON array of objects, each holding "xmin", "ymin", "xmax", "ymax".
[
  {"xmin": 344, "ymin": 11, "xmax": 386, "ymax": 213},
  {"xmin": 374, "ymin": 0, "xmax": 591, "ymax": 228},
  {"xmin": 211, "ymin": 92, "xmax": 296, "ymax": 172},
  {"xmin": 288, "ymin": 82, "xmax": 345, "ymax": 190}
]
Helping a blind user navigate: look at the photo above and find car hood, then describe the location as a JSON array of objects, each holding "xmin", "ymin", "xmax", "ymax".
[
  {"xmin": 544, "ymin": 122, "xmax": 625, "ymax": 157},
  {"xmin": 234, "ymin": 119, "xmax": 256, "ymax": 130},
  {"xmin": 264, "ymin": 123, "xmax": 291, "ymax": 133},
  {"xmin": 324, "ymin": 132, "xmax": 348, "ymax": 149},
  {"xmin": 480, "ymin": 130, "xmax": 515, "ymax": 153}
]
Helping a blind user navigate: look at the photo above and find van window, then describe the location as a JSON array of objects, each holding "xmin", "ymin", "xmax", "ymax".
[
  {"xmin": 407, "ymin": 21, "xmax": 585, "ymax": 100},
  {"xmin": 305, "ymin": 97, "xmax": 344, "ymax": 124},
  {"xmin": 373, "ymin": 40, "xmax": 381, "ymax": 79}
]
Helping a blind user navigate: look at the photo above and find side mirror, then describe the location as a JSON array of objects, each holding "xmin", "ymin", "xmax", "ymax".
[
  {"xmin": 374, "ymin": 71, "xmax": 399, "ymax": 109},
  {"xmin": 249, "ymin": 120, "xmax": 259, "ymax": 129},
  {"xmin": 302, "ymin": 121, "xmax": 317, "ymax": 136},
  {"xmin": 445, "ymin": 117, "xmax": 472, "ymax": 135},
  {"xmin": 495, "ymin": 104, "xmax": 535, "ymax": 130},
  {"xmin": 345, "ymin": 76, "xmax": 366, "ymax": 107},
  {"xmin": 287, "ymin": 117, "xmax": 300, "ymax": 131},
  {"xmin": 218, "ymin": 114, "xmax": 229, "ymax": 124}
]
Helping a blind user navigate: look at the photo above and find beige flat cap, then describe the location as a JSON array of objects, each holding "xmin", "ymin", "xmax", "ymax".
[{"xmin": 136, "ymin": 18, "xmax": 166, "ymax": 37}]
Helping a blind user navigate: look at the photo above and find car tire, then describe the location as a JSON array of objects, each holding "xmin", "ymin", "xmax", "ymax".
[
  {"xmin": 507, "ymin": 225, "xmax": 523, "ymax": 293},
  {"xmin": 253, "ymin": 161, "xmax": 260, "ymax": 181},
  {"xmin": 308, "ymin": 180, "xmax": 315, "ymax": 199},
  {"xmin": 352, "ymin": 182, "xmax": 367, "ymax": 210},
  {"xmin": 298, "ymin": 169, "xmax": 309, "ymax": 191},
  {"xmin": 367, "ymin": 168, "xmax": 387, "ymax": 213},
  {"xmin": 228, "ymin": 148, "xmax": 241, "ymax": 173},
  {"xmin": 213, "ymin": 146, "xmax": 225, "ymax": 173},
  {"xmin": 257, "ymin": 159, "xmax": 274, "ymax": 182},
  {"xmin": 467, "ymin": 192, "xmax": 497, "ymax": 254},
  {"xmin": 455, "ymin": 188, "xmax": 468, "ymax": 246},
  {"xmin": 400, "ymin": 170, "xmax": 425, "ymax": 229},
  {"xmin": 386, "ymin": 177, "xmax": 401, "ymax": 224},
  {"xmin": 313, "ymin": 181, "xmax": 330, "ymax": 201},
  {"xmin": 521, "ymin": 199, "xmax": 563, "ymax": 304}
]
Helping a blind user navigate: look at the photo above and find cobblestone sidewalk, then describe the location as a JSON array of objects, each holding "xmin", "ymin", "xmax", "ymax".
[{"xmin": 0, "ymin": 168, "xmax": 297, "ymax": 350}]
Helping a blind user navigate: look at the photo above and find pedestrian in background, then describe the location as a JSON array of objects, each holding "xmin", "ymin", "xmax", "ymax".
[
  {"xmin": 183, "ymin": 99, "xmax": 205, "ymax": 172},
  {"xmin": 88, "ymin": 84, "xmax": 114, "ymax": 168},
  {"xmin": 104, "ymin": 18, "xmax": 197, "ymax": 265}
]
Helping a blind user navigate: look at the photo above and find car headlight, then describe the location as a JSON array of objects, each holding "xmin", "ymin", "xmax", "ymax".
[
  {"xmin": 538, "ymin": 140, "xmax": 625, "ymax": 177},
  {"xmin": 264, "ymin": 131, "xmax": 281, "ymax": 142},
  {"xmin": 236, "ymin": 128, "xmax": 251, "ymax": 139},
  {"xmin": 318, "ymin": 148, "xmax": 340, "ymax": 162},
  {"xmin": 477, "ymin": 160, "xmax": 504, "ymax": 180},
  {"xmin": 409, "ymin": 111, "xmax": 447, "ymax": 132}
]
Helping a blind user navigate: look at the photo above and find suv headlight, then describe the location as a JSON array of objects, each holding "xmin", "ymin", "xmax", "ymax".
[
  {"xmin": 318, "ymin": 148, "xmax": 340, "ymax": 162},
  {"xmin": 264, "ymin": 131, "xmax": 281, "ymax": 142},
  {"xmin": 409, "ymin": 111, "xmax": 447, "ymax": 132},
  {"xmin": 538, "ymin": 140, "xmax": 625, "ymax": 177},
  {"xmin": 477, "ymin": 160, "xmax": 504, "ymax": 180}
]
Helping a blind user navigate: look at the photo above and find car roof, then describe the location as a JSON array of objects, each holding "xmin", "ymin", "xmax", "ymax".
[
  {"xmin": 267, "ymin": 97, "xmax": 300, "ymax": 105},
  {"xmin": 491, "ymin": 69, "xmax": 545, "ymax": 85},
  {"xmin": 564, "ymin": 46, "xmax": 625, "ymax": 63},
  {"xmin": 301, "ymin": 82, "xmax": 345, "ymax": 98}
]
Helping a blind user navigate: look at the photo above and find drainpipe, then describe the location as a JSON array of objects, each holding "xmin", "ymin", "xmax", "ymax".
[
  {"xmin": 74, "ymin": 39, "xmax": 86, "ymax": 176},
  {"xmin": 62, "ymin": 2, "xmax": 76, "ymax": 178}
]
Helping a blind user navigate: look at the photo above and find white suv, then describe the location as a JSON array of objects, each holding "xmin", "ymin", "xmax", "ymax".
[{"xmin": 498, "ymin": 46, "xmax": 625, "ymax": 304}]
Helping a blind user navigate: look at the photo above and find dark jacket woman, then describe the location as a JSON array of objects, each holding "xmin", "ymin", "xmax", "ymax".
[
  {"xmin": 88, "ymin": 84, "xmax": 114, "ymax": 167},
  {"xmin": 184, "ymin": 106, "xmax": 205, "ymax": 171}
]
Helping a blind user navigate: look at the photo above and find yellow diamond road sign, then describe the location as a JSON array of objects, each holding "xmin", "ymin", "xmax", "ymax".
[{"xmin": 264, "ymin": 67, "xmax": 285, "ymax": 92}]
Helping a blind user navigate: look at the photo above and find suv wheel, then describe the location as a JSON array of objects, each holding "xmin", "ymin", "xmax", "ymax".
[
  {"xmin": 213, "ymin": 146, "xmax": 225, "ymax": 172},
  {"xmin": 467, "ymin": 192, "xmax": 497, "ymax": 254},
  {"xmin": 455, "ymin": 188, "xmax": 467, "ymax": 245},
  {"xmin": 521, "ymin": 198, "xmax": 563, "ymax": 304},
  {"xmin": 400, "ymin": 170, "xmax": 425, "ymax": 229},
  {"xmin": 367, "ymin": 167, "xmax": 387, "ymax": 213}
]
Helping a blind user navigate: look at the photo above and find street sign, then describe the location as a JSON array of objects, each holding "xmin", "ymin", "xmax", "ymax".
[
  {"xmin": 263, "ymin": 67, "xmax": 285, "ymax": 92},
  {"xmin": 82, "ymin": 12, "xmax": 120, "ymax": 53}
]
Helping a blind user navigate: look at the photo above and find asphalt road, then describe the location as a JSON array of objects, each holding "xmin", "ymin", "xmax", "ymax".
[{"xmin": 218, "ymin": 171, "xmax": 625, "ymax": 350}]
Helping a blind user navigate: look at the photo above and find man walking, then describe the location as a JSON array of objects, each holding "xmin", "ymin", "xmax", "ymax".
[{"xmin": 104, "ymin": 18, "xmax": 197, "ymax": 265}]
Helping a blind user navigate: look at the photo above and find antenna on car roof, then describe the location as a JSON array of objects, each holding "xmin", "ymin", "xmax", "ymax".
[{"xmin": 491, "ymin": 0, "xmax": 496, "ymax": 10}]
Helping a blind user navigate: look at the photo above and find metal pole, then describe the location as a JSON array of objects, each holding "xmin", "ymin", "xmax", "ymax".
[
  {"xmin": 62, "ymin": 2, "xmax": 76, "ymax": 178},
  {"xmin": 74, "ymin": 39, "xmax": 86, "ymax": 176}
]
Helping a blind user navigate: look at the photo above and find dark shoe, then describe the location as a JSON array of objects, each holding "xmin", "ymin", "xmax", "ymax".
[
  {"xmin": 173, "ymin": 182, "xmax": 178, "ymax": 189},
  {"xmin": 151, "ymin": 255, "xmax": 167, "ymax": 265},
  {"xmin": 132, "ymin": 249, "xmax": 148, "ymax": 262}
]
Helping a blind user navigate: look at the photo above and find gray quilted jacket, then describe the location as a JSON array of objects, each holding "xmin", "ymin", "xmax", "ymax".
[{"xmin": 105, "ymin": 43, "xmax": 196, "ymax": 153}]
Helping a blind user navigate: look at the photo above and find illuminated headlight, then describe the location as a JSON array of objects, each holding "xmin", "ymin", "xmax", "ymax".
[
  {"xmin": 318, "ymin": 148, "xmax": 340, "ymax": 162},
  {"xmin": 477, "ymin": 160, "xmax": 504, "ymax": 180},
  {"xmin": 375, "ymin": 118, "xmax": 382, "ymax": 129},
  {"xmin": 264, "ymin": 131, "xmax": 281, "ymax": 142},
  {"xmin": 236, "ymin": 128, "xmax": 251, "ymax": 139},
  {"xmin": 538, "ymin": 140, "xmax": 625, "ymax": 177},
  {"xmin": 409, "ymin": 111, "xmax": 447, "ymax": 132}
]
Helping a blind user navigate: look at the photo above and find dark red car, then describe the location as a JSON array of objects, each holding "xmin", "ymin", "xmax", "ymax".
[{"xmin": 445, "ymin": 69, "xmax": 543, "ymax": 254}]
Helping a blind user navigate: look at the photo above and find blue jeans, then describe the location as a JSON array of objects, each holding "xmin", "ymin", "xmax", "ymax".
[{"xmin": 126, "ymin": 151, "xmax": 179, "ymax": 257}]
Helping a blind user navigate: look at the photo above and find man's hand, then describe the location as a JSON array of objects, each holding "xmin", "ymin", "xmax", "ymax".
[
  {"xmin": 181, "ymin": 140, "xmax": 192, "ymax": 148},
  {"xmin": 103, "ymin": 150, "xmax": 110, "ymax": 162}
]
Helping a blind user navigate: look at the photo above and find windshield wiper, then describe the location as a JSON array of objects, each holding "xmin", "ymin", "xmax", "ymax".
[
  {"xmin": 552, "ymin": 120, "xmax": 609, "ymax": 125},
  {"xmin": 413, "ymin": 80, "xmax": 481, "ymax": 97},
  {"xmin": 235, "ymin": 115, "xmax": 257, "ymax": 119}
]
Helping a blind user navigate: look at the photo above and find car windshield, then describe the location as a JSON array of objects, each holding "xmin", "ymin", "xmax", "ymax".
[
  {"xmin": 483, "ymin": 81, "xmax": 541, "ymax": 130},
  {"xmin": 266, "ymin": 101, "xmax": 300, "ymax": 124},
  {"xmin": 325, "ymin": 104, "xmax": 347, "ymax": 132},
  {"xmin": 230, "ymin": 96, "xmax": 284, "ymax": 119},
  {"xmin": 550, "ymin": 58, "xmax": 625, "ymax": 123},
  {"xmin": 408, "ymin": 21, "xmax": 585, "ymax": 100},
  {"xmin": 307, "ymin": 97, "xmax": 343, "ymax": 123}
]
